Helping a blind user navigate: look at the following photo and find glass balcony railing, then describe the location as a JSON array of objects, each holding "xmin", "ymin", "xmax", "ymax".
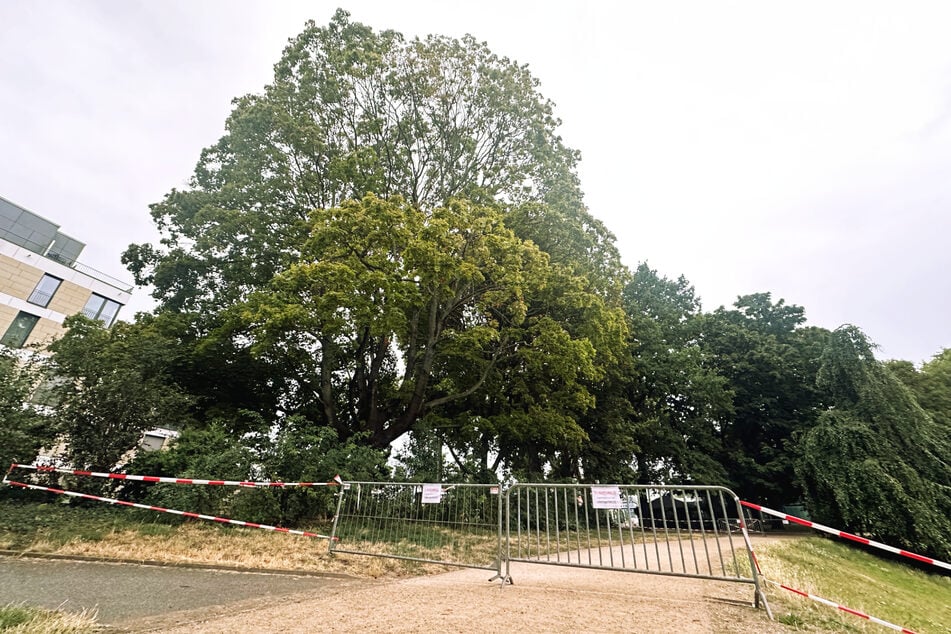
[
  {"xmin": 1, "ymin": 227, "xmax": 133, "ymax": 293},
  {"xmin": 44, "ymin": 252, "xmax": 134, "ymax": 293}
]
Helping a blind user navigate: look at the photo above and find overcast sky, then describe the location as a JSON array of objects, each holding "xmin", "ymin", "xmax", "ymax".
[{"xmin": 2, "ymin": 1, "xmax": 949, "ymax": 364}]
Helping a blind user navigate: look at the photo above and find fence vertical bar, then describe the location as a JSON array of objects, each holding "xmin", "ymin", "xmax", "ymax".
[
  {"xmin": 670, "ymin": 489, "xmax": 687, "ymax": 573},
  {"xmin": 329, "ymin": 482, "xmax": 347, "ymax": 552}
]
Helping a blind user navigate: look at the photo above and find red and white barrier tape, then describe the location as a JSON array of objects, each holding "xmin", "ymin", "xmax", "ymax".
[
  {"xmin": 9, "ymin": 463, "xmax": 342, "ymax": 489},
  {"xmin": 764, "ymin": 579, "xmax": 916, "ymax": 633},
  {"xmin": 740, "ymin": 500, "xmax": 951, "ymax": 573},
  {"xmin": 3, "ymin": 479, "xmax": 337, "ymax": 541}
]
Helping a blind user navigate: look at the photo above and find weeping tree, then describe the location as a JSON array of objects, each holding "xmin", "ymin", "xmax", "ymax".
[{"xmin": 796, "ymin": 325, "xmax": 951, "ymax": 559}]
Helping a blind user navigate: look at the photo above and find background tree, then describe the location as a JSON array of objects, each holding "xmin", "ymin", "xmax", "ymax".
[
  {"xmin": 697, "ymin": 293, "xmax": 828, "ymax": 505},
  {"xmin": 616, "ymin": 264, "xmax": 732, "ymax": 484},
  {"xmin": 887, "ymin": 348, "xmax": 951, "ymax": 429}
]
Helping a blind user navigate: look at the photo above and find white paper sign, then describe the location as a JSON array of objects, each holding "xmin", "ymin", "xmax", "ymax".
[
  {"xmin": 590, "ymin": 486, "xmax": 623, "ymax": 509},
  {"xmin": 421, "ymin": 483, "xmax": 443, "ymax": 504}
]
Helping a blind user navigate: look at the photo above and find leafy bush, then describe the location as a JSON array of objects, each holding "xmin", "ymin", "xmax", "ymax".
[
  {"xmin": 123, "ymin": 423, "xmax": 255, "ymax": 519},
  {"xmin": 123, "ymin": 418, "xmax": 388, "ymax": 526}
]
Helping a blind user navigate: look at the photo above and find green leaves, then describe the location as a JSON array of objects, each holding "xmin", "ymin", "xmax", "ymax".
[
  {"xmin": 797, "ymin": 327, "xmax": 951, "ymax": 560},
  {"xmin": 0, "ymin": 349, "xmax": 55, "ymax": 470},
  {"xmin": 235, "ymin": 194, "xmax": 570, "ymax": 449},
  {"xmin": 47, "ymin": 316, "xmax": 194, "ymax": 471},
  {"xmin": 125, "ymin": 10, "xmax": 580, "ymax": 314}
]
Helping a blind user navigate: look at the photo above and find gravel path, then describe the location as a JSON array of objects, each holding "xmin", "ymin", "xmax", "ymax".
[
  {"xmin": 160, "ymin": 558, "xmax": 787, "ymax": 633},
  {"xmin": 2, "ymin": 538, "xmax": 793, "ymax": 633}
]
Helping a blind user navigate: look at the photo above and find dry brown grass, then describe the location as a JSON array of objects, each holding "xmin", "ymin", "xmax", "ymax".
[{"xmin": 17, "ymin": 523, "xmax": 457, "ymax": 579}]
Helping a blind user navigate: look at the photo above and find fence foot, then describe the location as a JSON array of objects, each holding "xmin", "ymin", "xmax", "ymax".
[{"xmin": 488, "ymin": 573, "xmax": 513, "ymax": 586}]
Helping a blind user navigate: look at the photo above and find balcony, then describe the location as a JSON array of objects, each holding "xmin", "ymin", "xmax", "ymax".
[
  {"xmin": 0, "ymin": 226, "xmax": 133, "ymax": 294},
  {"xmin": 43, "ymin": 252, "xmax": 134, "ymax": 293}
]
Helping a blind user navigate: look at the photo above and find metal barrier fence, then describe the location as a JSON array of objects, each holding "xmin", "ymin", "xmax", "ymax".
[
  {"xmin": 329, "ymin": 481, "xmax": 769, "ymax": 612},
  {"xmin": 329, "ymin": 481, "xmax": 504, "ymax": 576},
  {"xmin": 505, "ymin": 484, "xmax": 756, "ymax": 581}
]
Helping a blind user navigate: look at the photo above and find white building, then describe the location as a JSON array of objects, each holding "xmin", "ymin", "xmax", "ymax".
[{"xmin": 0, "ymin": 195, "xmax": 131, "ymax": 350}]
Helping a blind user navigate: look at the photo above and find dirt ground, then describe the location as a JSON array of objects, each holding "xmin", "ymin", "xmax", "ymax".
[{"xmin": 155, "ymin": 555, "xmax": 790, "ymax": 633}]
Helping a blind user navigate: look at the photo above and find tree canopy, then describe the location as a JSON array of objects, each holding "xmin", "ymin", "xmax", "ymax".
[
  {"xmin": 123, "ymin": 9, "xmax": 609, "ymax": 313},
  {"xmin": 230, "ymin": 193, "xmax": 619, "ymax": 451}
]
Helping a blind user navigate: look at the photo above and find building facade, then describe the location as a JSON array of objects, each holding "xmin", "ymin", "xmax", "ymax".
[{"xmin": 0, "ymin": 195, "xmax": 132, "ymax": 350}]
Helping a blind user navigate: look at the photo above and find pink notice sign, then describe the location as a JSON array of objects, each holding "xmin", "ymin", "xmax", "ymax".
[
  {"xmin": 421, "ymin": 483, "xmax": 443, "ymax": 504},
  {"xmin": 590, "ymin": 486, "xmax": 623, "ymax": 509}
]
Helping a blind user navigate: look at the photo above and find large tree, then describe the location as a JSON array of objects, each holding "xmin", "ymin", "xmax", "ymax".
[{"xmin": 121, "ymin": 11, "xmax": 628, "ymax": 459}]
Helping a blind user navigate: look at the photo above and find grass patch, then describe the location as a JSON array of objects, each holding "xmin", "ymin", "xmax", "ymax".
[
  {"xmin": 0, "ymin": 499, "xmax": 445, "ymax": 578},
  {"xmin": 0, "ymin": 604, "xmax": 98, "ymax": 633},
  {"xmin": 756, "ymin": 536, "xmax": 950, "ymax": 633},
  {"xmin": 0, "ymin": 501, "xmax": 135, "ymax": 551}
]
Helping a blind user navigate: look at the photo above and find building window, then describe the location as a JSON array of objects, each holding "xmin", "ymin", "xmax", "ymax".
[
  {"xmin": 1, "ymin": 311, "xmax": 40, "ymax": 348},
  {"xmin": 82, "ymin": 293, "xmax": 122, "ymax": 326},
  {"xmin": 27, "ymin": 274, "xmax": 63, "ymax": 308}
]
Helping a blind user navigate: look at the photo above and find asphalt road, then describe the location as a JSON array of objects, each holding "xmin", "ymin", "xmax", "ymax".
[{"xmin": 0, "ymin": 556, "xmax": 362, "ymax": 630}]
